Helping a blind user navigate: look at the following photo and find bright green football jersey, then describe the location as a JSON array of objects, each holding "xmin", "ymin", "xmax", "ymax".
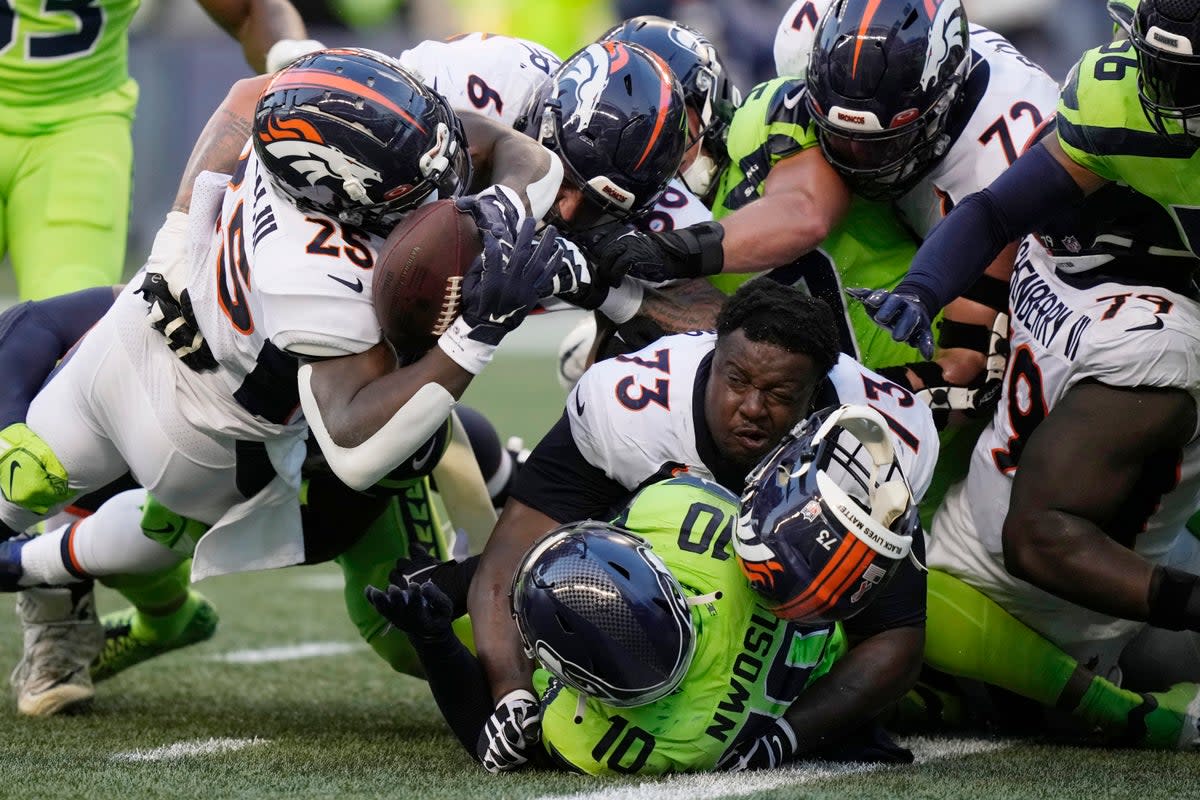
[
  {"xmin": 534, "ymin": 475, "xmax": 844, "ymax": 776},
  {"xmin": 708, "ymin": 76, "xmax": 923, "ymax": 368},
  {"xmin": 0, "ymin": 0, "xmax": 140, "ymax": 108},
  {"xmin": 1058, "ymin": 40, "xmax": 1200, "ymax": 258}
]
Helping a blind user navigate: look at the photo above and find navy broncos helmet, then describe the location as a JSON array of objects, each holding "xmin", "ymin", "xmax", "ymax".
[
  {"xmin": 254, "ymin": 48, "xmax": 471, "ymax": 235},
  {"xmin": 735, "ymin": 405, "xmax": 921, "ymax": 624},
  {"xmin": 1111, "ymin": 0, "xmax": 1200, "ymax": 141},
  {"xmin": 511, "ymin": 521, "xmax": 696, "ymax": 707},
  {"xmin": 600, "ymin": 16, "xmax": 741, "ymax": 198},
  {"xmin": 806, "ymin": 0, "xmax": 970, "ymax": 199},
  {"xmin": 517, "ymin": 41, "xmax": 688, "ymax": 227}
]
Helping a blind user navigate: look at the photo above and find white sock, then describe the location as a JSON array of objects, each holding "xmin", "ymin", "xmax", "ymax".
[{"xmin": 20, "ymin": 489, "xmax": 182, "ymax": 585}]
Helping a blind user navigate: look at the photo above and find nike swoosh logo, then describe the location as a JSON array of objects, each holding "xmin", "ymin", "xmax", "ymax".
[
  {"xmin": 6, "ymin": 460, "xmax": 19, "ymax": 500},
  {"xmin": 411, "ymin": 436, "xmax": 439, "ymax": 473},
  {"xmin": 328, "ymin": 274, "xmax": 364, "ymax": 293},
  {"xmin": 487, "ymin": 309, "xmax": 520, "ymax": 324},
  {"xmin": 782, "ymin": 86, "xmax": 805, "ymax": 110},
  {"xmin": 142, "ymin": 523, "xmax": 179, "ymax": 535},
  {"xmin": 1127, "ymin": 317, "xmax": 1164, "ymax": 332},
  {"xmin": 574, "ymin": 391, "xmax": 586, "ymax": 417}
]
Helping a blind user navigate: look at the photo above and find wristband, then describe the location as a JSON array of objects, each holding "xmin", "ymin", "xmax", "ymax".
[
  {"xmin": 438, "ymin": 317, "xmax": 498, "ymax": 375},
  {"xmin": 1147, "ymin": 565, "xmax": 1200, "ymax": 631}
]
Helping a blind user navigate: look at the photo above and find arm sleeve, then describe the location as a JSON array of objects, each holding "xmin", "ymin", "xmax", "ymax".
[
  {"xmin": 509, "ymin": 412, "xmax": 631, "ymax": 523},
  {"xmin": 408, "ymin": 630, "xmax": 495, "ymax": 757},
  {"xmin": 0, "ymin": 287, "xmax": 115, "ymax": 427},
  {"xmin": 895, "ymin": 143, "xmax": 1086, "ymax": 314}
]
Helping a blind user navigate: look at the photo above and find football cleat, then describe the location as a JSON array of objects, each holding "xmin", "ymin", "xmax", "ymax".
[
  {"xmin": 91, "ymin": 592, "xmax": 219, "ymax": 682},
  {"xmin": 10, "ymin": 585, "xmax": 103, "ymax": 716},
  {"xmin": 1133, "ymin": 682, "xmax": 1200, "ymax": 750}
]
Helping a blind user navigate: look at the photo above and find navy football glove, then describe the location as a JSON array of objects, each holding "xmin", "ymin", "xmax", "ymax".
[
  {"xmin": 589, "ymin": 222, "xmax": 725, "ymax": 285},
  {"xmin": 477, "ymin": 689, "xmax": 541, "ymax": 773},
  {"xmin": 439, "ymin": 218, "xmax": 559, "ymax": 374},
  {"xmin": 363, "ymin": 581, "xmax": 454, "ymax": 642},
  {"xmin": 717, "ymin": 718, "xmax": 799, "ymax": 772},
  {"xmin": 847, "ymin": 288, "xmax": 935, "ymax": 359},
  {"xmin": 455, "ymin": 185, "xmax": 525, "ymax": 241}
]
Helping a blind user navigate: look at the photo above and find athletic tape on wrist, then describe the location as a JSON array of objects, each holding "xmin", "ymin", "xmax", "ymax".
[
  {"xmin": 598, "ymin": 278, "xmax": 644, "ymax": 324},
  {"xmin": 438, "ymin": 316, "xmax": 498, "ymax": 375}
]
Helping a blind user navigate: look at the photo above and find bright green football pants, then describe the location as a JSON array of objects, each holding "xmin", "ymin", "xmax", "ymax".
[{"xmin": 0, "ymin": 103, "xmax": 131, "ymax": 300}]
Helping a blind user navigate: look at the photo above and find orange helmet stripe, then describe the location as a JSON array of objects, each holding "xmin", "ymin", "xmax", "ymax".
[
  {"xmin": 852, "ymin": 0, "xmax": 885, "ymax": 79},
  {"xmin": 267, "ymin": 70, "xmax": 427, "ymax": 134},
  {"xmin": 773, "ymin": 536, "xmax": 876, "ymax": 619},
  {"xmin": 634, "ymin": 50, "xmax": 677, "ymax": 171}
]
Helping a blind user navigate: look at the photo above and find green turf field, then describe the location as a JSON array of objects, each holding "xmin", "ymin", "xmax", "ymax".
[{"xmin": 1, "ymin": 352, "xmax": 1198, "ymax": 799}]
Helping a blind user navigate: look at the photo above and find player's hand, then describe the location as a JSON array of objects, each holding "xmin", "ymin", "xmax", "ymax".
[
  {"xmin": 910, "ymin": 312, "xmax": 1009, "ymax": 427},
  {"xmin": 456, "ymin": 185, "xmax": 526, "ymax": 243},
  {"xmin": 588, "ymin": 222, "xmax": 725, "ymax": 285},
  {"xmin": 387, "ymin": 543, "xmax": 442, "ymax": 590},
  {"xmin": 477, "ymin": 689, "xmax": 542, "ymax": 773},
  {"xmin": 545, "ymin": 235, "xmax": 612, "ymax": 311},
  {"xmin": 363, "ymin": 581, "xmax": 454, "ymax": 642},
  {"xmin": 440, "ymin": 218, "xmax": 558, "ymax": 374},
  {"xmin": 716, "ymin": 718, "xmax": 798, "ymax": 772},
  {"xmin": 847, "ymin": 288, "xmax": 935, "ymax": 359},
  {"xmin": 138, "ymin": 272, "xmax": 218, "ymax": 372}
]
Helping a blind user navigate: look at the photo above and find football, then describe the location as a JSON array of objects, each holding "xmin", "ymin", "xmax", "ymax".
[{"xmin": 372, "ymin": 199, "xmax": 481, "ymax": 354}]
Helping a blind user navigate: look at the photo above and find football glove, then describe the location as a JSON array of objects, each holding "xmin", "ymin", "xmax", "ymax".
[
  {"xmin": 717, "ymin": 718, "xmax": 799, "ymax": 772},
  {"xmin": 265, "ymin": 38, "xmax": 327, "ymax": 72},
  {"xmin": 138, "ymin": 272, "xmax": 218, "ymax": 372},
  {"xmin": 589, "ymin": 222, "xmax": 725, "ymax": 285},
  {"xmin": 847, "ymin": 288, "xmax": 935, "ymax": 360},
  {"xmin": 438, "ymin": 218, "xmax": 558, "ymax": 374},
  {"xmin": 477, "ymin": 689, "xmax": 542, "ymax": 773},
  {"xmin": 455, "ymin": 185, "xmax": 526, "ymax": 242},
  {"xmin": 363, "ymin": 581, "xmax": 454, "ymax": 642}
]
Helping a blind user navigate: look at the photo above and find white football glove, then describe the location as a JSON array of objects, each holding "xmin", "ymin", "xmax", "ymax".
[{"xmin": 476, "ymin": 689, "xmax": 541, "ymax": 773}]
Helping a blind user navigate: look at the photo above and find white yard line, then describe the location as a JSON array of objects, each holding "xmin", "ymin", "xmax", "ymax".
[
  {"xmin": 111, "ymin": 737, "xmax": 265, "ymax": 762},
  {"xmin": 535, "ymin": 737, "xmax": 1012, "ymax": 800},
  {"xmin": 208, "ymin": 641, "xmax": 362, "ymax": 663}
]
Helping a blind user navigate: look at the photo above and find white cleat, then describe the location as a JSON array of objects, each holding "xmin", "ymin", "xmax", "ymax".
[{"xmin": 10, "ymin": 585, "xmax": 103, "ymax": 716}]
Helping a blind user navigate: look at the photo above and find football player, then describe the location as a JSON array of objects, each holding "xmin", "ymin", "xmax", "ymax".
[
  {"xmin": 0, "ymin": 49, "xmax": 571, "ymax": 713},
  {"xmin": 467, "ymin": 279, "xmax": 938, "ymax": 771},
  {"xmin": 587, "ymin": 0, "xmax": 1058, "ymax": 515},
  {"xmin": 858, "ymin": 0, "xmax": 1200, "ymax": 354},
  {"xmin": 367, "ymin": 450, "xmax": 922, "ymax": 774}
]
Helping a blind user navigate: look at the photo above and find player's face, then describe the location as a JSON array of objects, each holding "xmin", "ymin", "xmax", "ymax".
[
  {"xmin": 705, "ymin": 330, "xmax": 820, "ymax": 473},
  {"xmin": 680, "ymin": 107, "xmax": 704, "ymax": 174}
]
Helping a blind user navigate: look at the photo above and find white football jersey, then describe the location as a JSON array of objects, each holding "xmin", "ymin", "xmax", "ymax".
[
  {"xmin": 398, "ymin": 33, "xmax": 561, "ymax": 127},
  {"xmin": 896, "ymin": 25, "xmax": 1058, "ymax": 238},
  {"xmin": 567, "ymin": 332, "xmax": 938, "ymax": 499},
  {"xmin": 948, "ymin": 237, "xmax": 1200, "ymax": 560},
  {"xmin": 184, "ymin": 145, "xmax": 383, "ymax": 430},
  {"xmin": 636, "ymin": 178, "xmax": 715, "ymax": 234}
]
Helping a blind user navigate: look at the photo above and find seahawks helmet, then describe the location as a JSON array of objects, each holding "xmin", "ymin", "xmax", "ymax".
[
  {"xmin": 511, "ymin": 521, "xmax": 697, "ymax": 707},
  {"xmin": 735, "ymin": 404, "xmax": 921, "ymax": 623},
  {"xmin": 517, "ymin": 41, "xmax": 688, "ymax": 228},
  {"xmin": 254, "ymin": 48, "xmax": 471, "ymax": 235},
  {"xmin": 773, "ymin": 0, "xmax": 836, "ymax": 80},
  {"xmin": 600, "ymin": 16, "xmax": 741, "ymax": 198},
  {"xmin": 806, "ymin": 0, "xmax": 970, "ymax": 199},
  {"xmin": 1110, "ymin": 0, "xmax": 1200, "ymax": 141}
]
